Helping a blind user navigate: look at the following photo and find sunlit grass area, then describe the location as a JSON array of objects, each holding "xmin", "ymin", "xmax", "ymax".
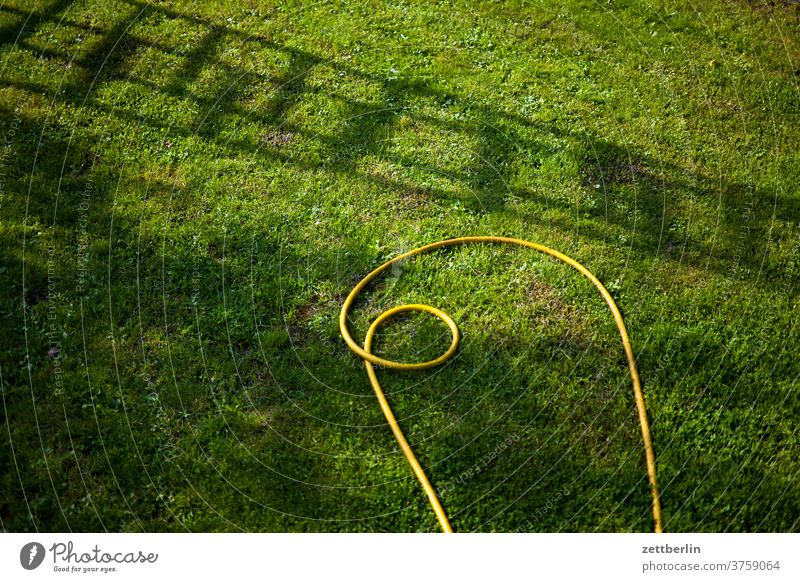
[{"xmin": 1, "ymin": 0, "xmax": 798, "ymax": 532}]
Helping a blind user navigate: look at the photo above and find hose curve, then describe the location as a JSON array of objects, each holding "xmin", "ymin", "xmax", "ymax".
[{"xmin": 339, "ymin": 236, "xmax": 662, "ymax": 533}]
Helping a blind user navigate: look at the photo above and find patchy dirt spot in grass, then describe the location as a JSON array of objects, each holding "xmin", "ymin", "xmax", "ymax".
[{"xmin": 261, "ymin": 130, "xmax": 296, "ymax": 148}]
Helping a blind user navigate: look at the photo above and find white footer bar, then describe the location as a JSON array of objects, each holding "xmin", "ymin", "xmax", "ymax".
[{"xmin": 1, "ymin": 533, "xmax": 797, "ymax": 581}]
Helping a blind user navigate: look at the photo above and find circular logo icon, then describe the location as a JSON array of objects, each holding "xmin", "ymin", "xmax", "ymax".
[{"xmin": 20, "ymin": 542, "xmax": 46, "ymax": 570}]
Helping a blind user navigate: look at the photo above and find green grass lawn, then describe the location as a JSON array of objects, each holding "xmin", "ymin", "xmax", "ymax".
[{"xmin": 1, "ymin": 0, "xmax": 798, "ymax": 532}]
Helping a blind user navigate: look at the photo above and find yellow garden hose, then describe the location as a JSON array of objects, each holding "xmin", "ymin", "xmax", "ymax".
[{"xmin": 339, "ymin": 236, "xmax": 662, "ymax": 533}]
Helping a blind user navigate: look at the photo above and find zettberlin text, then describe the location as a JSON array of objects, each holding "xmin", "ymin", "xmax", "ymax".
[{"xmin": 642, "ymin": 544, "xmax": 700, "ymax": 554}]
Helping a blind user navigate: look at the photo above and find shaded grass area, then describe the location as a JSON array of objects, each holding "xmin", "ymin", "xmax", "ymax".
[{"xmin": 0, "ymin": 0, "xmax": 798, "ymax": 532}]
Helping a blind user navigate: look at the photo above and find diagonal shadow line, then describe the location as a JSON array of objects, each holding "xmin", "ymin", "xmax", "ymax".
[
  {"xmin": 72, "ymin": 2, "xmax": 149, "ymax": 84},
  {"xmin": 162, "ymin": 24, "xmax": 225, "ymax": 96},
  {"xmin": 0, "ymin": 0, "xmax": 74, "ymax": 47}
]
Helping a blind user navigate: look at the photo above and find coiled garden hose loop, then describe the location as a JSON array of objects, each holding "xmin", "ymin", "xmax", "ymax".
[{"xmin": 338, "ymin": 236, "xmax": 663, "ymax": 533}]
